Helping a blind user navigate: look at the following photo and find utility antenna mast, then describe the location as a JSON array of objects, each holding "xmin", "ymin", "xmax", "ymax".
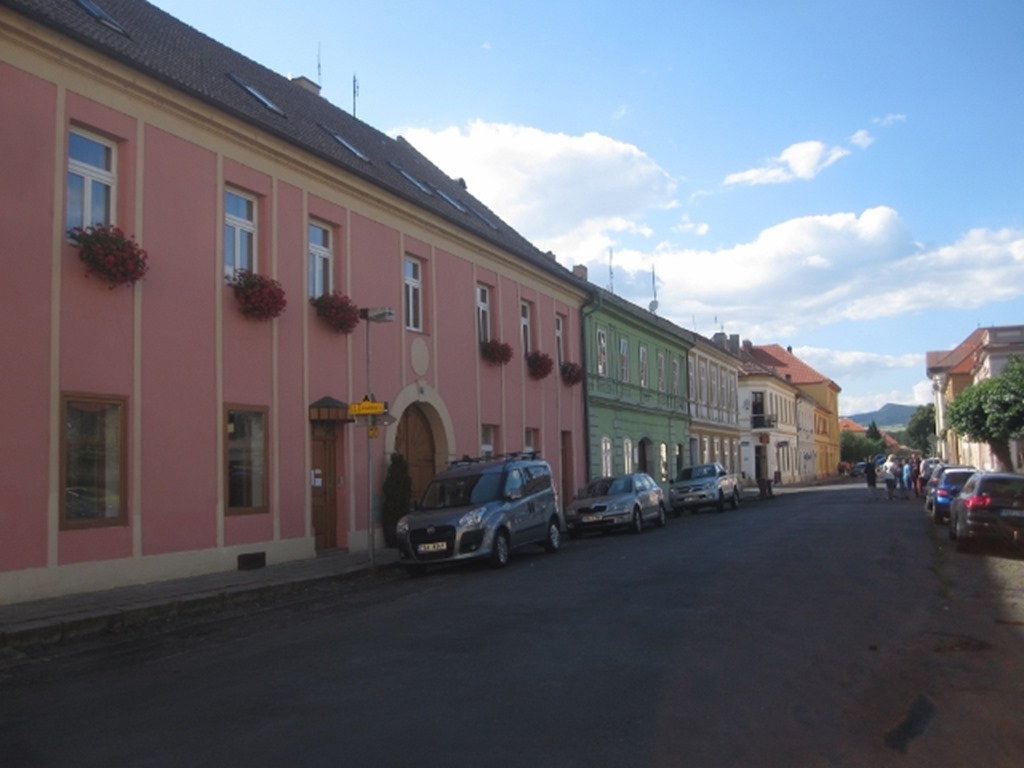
[
  {"xmin": 649, "ymin": 265, "xmax": 659, "ymax": 314},
  {"xmin": 317, "ymin": 42, "xmax": 322, "ymax": 86},
  {"xmin": 352, "ymin": 73, "xmax": 359, "ymax": 117},
  {"xmin": 608, "ymin": 248, "xmax": 614, "ymax": 293}
]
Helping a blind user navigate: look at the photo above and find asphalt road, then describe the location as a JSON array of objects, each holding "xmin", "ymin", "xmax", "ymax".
[{"xmin": 3, "ymin": 485, "xmax": 1023, "ymax": 767}]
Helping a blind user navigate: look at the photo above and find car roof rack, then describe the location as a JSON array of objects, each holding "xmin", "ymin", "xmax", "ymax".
[{"xmin": 447, "ymin": 451, "xmax": 542, "ymax": 468}]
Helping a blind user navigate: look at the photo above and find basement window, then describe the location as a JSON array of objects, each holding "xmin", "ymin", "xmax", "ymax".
[
  {"xmin": 228, "ymin": 74, "xmax": 286, "ymax": 117},
  {"xmin": 75, "ymin": 0, "xmax": 128, "ymax": 36}
]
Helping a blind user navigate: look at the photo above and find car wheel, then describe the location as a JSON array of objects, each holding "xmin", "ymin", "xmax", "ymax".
[
  {"xmin": 543, "ymin": 518, "xmax": 562, "ymax": 553},
  {"xmin": 716, "ymin": 491, "xmax": 725, "ymax": 513},
  {"xmin": 655, "ymin": 503, "xmax": 666, "ymax": 528},
  {"xmin": 730, "ymin": 489, "xmax": 740, "ymax": 510},
  {"xmin": 631, "ymin": 508, "xmax": 643, "ymax": 534},
  {"xmin": 490, "ymin": 529, "xmax": 510, "ymax": 568}
]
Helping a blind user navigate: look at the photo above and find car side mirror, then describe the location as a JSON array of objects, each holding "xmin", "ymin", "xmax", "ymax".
[{"xmin": 506, "ymin": 487, "xmax": 524, "ymax": 501}]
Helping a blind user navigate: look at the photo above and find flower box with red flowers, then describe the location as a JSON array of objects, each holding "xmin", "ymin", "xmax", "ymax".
[
  {"xmin": 480, "ymin": 338, "xmax": 514, "ymax": 365},
  {"xmin": 526, "ymin": 350, "xmax": 555, "ymax": 380},
  {"xmin": 228, "ymin": 269, "xmax": 287, "ymax": 321},
  {"xmin": 560, "ymin": 361, "xmax": 584, "ymax": 386},
  {"xmin": 310, "ymin": 292, "xmax": 360, "ymax": 333},
  {"xmin": 68, "ymin": 224, "xmax": 149, "ymax": 288}
]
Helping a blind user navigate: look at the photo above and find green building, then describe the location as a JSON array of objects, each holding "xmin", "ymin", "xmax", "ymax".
[{"xmin": 575, "ymin": 272, "xmax": 694, "ymax": 490}]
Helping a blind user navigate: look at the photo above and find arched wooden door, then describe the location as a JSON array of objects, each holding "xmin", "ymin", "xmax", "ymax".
[{"xmin": 394, "ymin": 404, "xmax": 436, "ymax": 504}]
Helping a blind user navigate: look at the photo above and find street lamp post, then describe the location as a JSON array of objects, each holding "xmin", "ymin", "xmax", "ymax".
[{"xmin": 359, "ymin": 306, "xmax": 394, "ymax": 566}]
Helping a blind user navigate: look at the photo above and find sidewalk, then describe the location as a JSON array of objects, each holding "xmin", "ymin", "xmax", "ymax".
[{"xmin": 0, "ymin": 547, "xmax": 400, "ymax": 649}]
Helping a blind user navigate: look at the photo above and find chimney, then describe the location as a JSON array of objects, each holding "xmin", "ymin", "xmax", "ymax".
[
  {"xmin": 572, "ymin": 264, "xmax": 589, "ymax": 281},
  {"xmin": 729, "ymin": 334, "xmax": 740, "ymax": 353},
  {"xmin": 787, "ymin": 345, "xmax": 793, "ymax": 354},
  {"xmin": 291, "ymin": 75, "xmax": 321, "ymax": 96}
]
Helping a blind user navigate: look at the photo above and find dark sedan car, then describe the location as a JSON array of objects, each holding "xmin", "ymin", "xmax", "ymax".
[
  {"xmin": 949, "ymin": 471, "xmax": 1024, "ymax": 552},
  {"xmin": 925, "ymin": 466, "xmax": 976, "ymax": 524},
  {"xmin": 565, "ymin": 473, "xmax": 666, "ymax": 538}
]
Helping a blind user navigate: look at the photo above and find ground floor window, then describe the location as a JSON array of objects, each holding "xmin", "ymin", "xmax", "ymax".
[
  {"xmin": 61, "ymin": 394, "xmax": 127, "ymax": 529},
  {"xmin": 226, "ymin": 406, "xmax": 268, "ymax": 514}
]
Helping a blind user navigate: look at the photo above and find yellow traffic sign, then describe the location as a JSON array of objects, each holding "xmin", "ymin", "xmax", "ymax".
[{"xmin": 349, "ymin": 399, "xmax": 386, "ymax": 417}]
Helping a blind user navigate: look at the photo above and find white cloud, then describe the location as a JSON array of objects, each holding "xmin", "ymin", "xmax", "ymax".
[
  {"xmin": 874, "ymin": 113, "xmax": 907, "ymax": 127},
  {"xmin": 724, "ymin": 140, "xmax": 851, "ymax": 186},
  {"xmin": 395, "ymin": 120, "xmax": 677, "ymax": 241},
  {"xmin": 850, "ymin": 129, "xmax": 874, "ymax": 149}
]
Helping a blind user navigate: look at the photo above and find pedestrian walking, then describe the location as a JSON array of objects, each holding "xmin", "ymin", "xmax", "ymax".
[
  {"xmin": 865, "ymin": 456, "xmax": 878, "ymax": 501},
  {"xmin": 902, "ymin": 459, "xmax": 913, "ymax": 500},
  {"xmin": 881, "ymin": 455, "xmax": 899, "ymax": 500}
]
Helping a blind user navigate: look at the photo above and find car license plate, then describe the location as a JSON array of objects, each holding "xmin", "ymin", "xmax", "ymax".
[
  {"xmin": 582, "ymin": 514, "xmax": 602, "ymax": 523},
  {"xmin": 1001, "ymin": 509, "xmax": 1024, "ymax": 518},
  {"xmin": 417, "ymin": 541, "xmax": 447, "ymax": 553}
]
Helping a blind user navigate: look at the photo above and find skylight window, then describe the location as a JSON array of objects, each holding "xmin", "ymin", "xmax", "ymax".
[
  {"xmin": 432, "ymin": 185, "xmax": 467, "ymax": 213},
  {"xmin": 467, "ymin": 205, "xmax": 499, "ymax": 231},
  {"xmin": 75, "ymin": 0, "xmax": 127, "ymax": 36},
  {"xmin": 388, "ymin": 162, "xmax": 432, "ymax": 195},
  {"xmin": 227, "ymin": 74, "xmax": 286, "ymax": 117},
  {"xmin": 319, "ymin": 124, "xmax": 369, "ymax": 162}
]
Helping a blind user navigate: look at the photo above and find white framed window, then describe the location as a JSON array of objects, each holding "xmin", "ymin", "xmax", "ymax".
[
  {"xmin": 619, "ymin": 338, "xmax": 629, "ymax": 383},
  {"xmin": 623, "ymin": 437, "xmax": 634, "ymax": 474},
  {"xmin": 481, "ymin": 424, "xmax": 497, "ymax": 458},
  {"xmin": 67, "ymin": 129, "xmax": 115, "ymax": 231},
  {"xmin": 657, "ymin": 352, "xmax": 666, "ymax": 392},
  {"xmin": 404, "ymin": 257, "xmax": 423, "ymax": 331},
  {"xmin": 555, "ymin": 315, "xmax": 565, "ymax": 366},
  {"xmin": 601, "ymin": 436, "xmax": 613, "ymax": 476},
  {"xmin": 672, "ymin": 358, "xmax": 681, "ymax": 396},
  {"xmin": 688, "ymin": 359, "xmax": 696, "ymax": 402},
  {"xmin": 476, "ymin": 284, "xmax": 491, "ymax": 343},
  {"xmin": 597, "ymin": 329, "xmax": 608, "ymax": 377},
  {"xmin": 639, "ymin": 345, "xmax": 649, "ymax": 388},
  {"xmin": 660, "ymin": 443, "xmax": 668, "ymax": 483},
  {"xmin": 520, "ymin": 301, "xmax": 532, "ymax": 354},
  {"xmin": 307, "ymin": 221, "xmax": 333, "ymax": 298},
  {"xmin": 224, "ymin": 189, "xmax": 256, "ymax": 277}
]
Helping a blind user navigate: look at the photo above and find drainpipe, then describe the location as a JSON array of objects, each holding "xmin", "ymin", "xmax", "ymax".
[{"xmin": 579, "ymin": 287, "xmax": 601, "ymax": 483}]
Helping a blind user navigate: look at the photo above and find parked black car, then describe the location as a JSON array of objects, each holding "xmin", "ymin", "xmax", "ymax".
[
  {"xmin": 948, "ymin": 471, "xmax": 1024, "ymax": 552},
  {"xmin": 925, "ymin": 466, "xmax": 976, "ymax": 524}
]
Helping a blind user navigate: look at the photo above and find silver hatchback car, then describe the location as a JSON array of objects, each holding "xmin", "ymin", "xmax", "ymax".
[
  {"xmin": 565, "ymin": 472, "xmax": 667, "ymax": 538},
  {"xmin": 396, "ymin": 453, "xmax": 563, "ymax": 573}
]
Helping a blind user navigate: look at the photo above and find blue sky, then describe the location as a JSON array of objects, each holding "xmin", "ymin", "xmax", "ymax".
[{"xmin": 156, "ymin": 0, "xmax": 1024, "ymax": 414}]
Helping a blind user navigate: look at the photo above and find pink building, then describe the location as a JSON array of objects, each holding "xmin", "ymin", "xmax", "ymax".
[{"xmin": 0, "ymin": 0, "xmax": 587, "ymax": 603}]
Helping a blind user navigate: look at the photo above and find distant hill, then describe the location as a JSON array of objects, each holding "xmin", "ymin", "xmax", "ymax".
[{"xmin": 845, "ymin": 403, "xmax": 919, "ymax": 430}]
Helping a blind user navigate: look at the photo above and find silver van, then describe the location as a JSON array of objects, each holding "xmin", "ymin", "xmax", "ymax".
[{"xmin": 396, "ymin": 453, "xmax": 563, "ymax": 573}]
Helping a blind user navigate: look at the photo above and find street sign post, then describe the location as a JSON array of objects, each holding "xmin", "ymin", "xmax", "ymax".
[{"xmin": 348, "ymin": 399, "xmax": 386, "ymax": 418}]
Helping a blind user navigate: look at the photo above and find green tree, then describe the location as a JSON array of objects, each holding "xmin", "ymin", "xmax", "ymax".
[
  {"xmin": 841, "ymin": 431, "xmax": 885, "ymax": 464},
  {"xmin": 866, "ymin": 421, "xmax": 882, "ymax": 441},
  {"xmin": 906, "ymin": 404, "xmax": 936, "ymax": 455},
  {"xmin": 947, "ymin": 356, "xmax": 1024, "ymax": 471},
  {"xmin": 381, "ymin": 452, "xmax": 412, "ymax": 548}
]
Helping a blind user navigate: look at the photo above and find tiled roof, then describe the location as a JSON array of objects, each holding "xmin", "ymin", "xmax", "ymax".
[
  {"xmin": 839, "ymin": 417, "xmax": 867, "ymax": 433},
  {"xmin": 746, "ymin": 344, "xmax": 834, "ymax": 386},
  {"xmin": 3, "ymin": 0, "xmax": 582, "ymax": 289},
  {"xmin": 925, "ymin": 328, "xmax": 987, "ymax": 377}
]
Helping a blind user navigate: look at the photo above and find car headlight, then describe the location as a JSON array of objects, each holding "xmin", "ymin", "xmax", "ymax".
[
  {"xmin": 458, "ymin": 507, "xmax": 486, "ymax": 528},
  {"xmin": 396, "ymin": 518, "xmax": 409, "ymax": 535},
  {"xmin": 606, "ymin": 500, "xmax": 631, "ymax": 514}
]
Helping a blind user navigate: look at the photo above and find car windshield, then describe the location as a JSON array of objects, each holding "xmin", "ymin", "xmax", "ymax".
[
  {"xmin": 607, "ymin": 476, "xmax": 634, "ymax": 495},
  {"xmin": 676, "ymin": 465, "xmax": 713, "ymax": 482},
  {"xmin": 581, "ymin": 478, "xmax": 614, "ymax": 498},
  {"xmin": 942, "ymin": 470, "xmax": 975, "ymax": 485},
  {"xmin": 419, "ymin": 471, "xmax": 502, "ymax": 510},
  {"xmin": 981, "ymin": 477, "xmax": 1024, "ymax": 498}
]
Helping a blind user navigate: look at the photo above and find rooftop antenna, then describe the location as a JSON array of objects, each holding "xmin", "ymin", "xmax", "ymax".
[
  {"xmin": 352, "ymin": 73, "xmax": 359, "ymax": 117},
  {"xmin": 317, "ymin": 42, "xmax": 322, "ymax": 86},
  {"xmin": 649, "ymin": 265, "xmax": 659, "ymax": 314},
  {"xmin": 608, "ymin": 248, "xmax": 614, "ymax": 293}
]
